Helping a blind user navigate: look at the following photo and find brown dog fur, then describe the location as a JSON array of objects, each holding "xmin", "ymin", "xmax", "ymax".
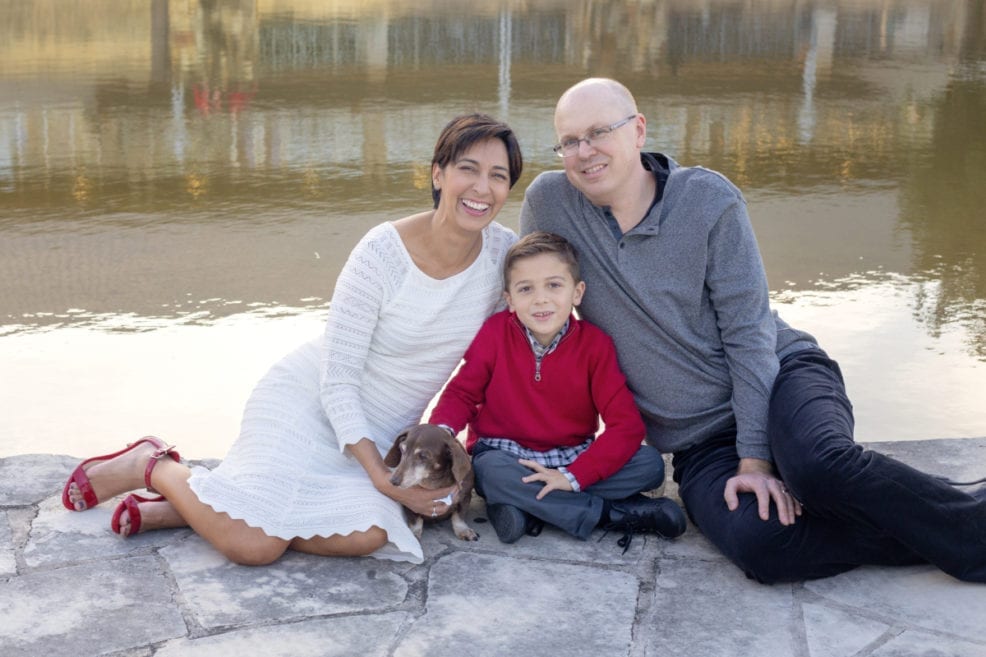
[{"xmin": 384, "ymin": 424, "xmax": 478, "ymax": 541}]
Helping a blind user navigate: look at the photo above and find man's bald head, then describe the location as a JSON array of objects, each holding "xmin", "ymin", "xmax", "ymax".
[{"xmin": 555, "ymin": 78, "xmax": 638, "ymax": 121}]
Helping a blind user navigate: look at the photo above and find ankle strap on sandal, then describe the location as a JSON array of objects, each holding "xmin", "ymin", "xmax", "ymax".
[{"xmin": 144, "ymin": 443, "xmax": 179, "ymax": 491}]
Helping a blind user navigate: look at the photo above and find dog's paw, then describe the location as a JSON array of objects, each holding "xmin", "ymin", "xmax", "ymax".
[
  {"xmin": 454, "ymin": 527, "xmax": 479, "ymax": 541},
  {"xmin": 451, "ymin": 512, "xmax": 477, "ymax": 541}
]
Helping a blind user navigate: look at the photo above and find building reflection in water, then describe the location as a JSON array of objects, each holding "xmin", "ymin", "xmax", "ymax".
[{"xmin": 0, "ymin": 0, "xmax": 984, "ymax": 452}]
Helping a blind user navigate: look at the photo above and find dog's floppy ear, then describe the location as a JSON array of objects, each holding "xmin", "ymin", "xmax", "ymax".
[
  {"xmin": 384, "ymin": 429, "xmax": 411, "ymax": 467},
  {"xmin": 444, "ymin": 435, "xmax": 472, "ymax": 484}
]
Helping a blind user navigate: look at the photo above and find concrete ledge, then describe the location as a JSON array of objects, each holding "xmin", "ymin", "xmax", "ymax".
[{"xmin": 2, "ymin": 439, "xmax": 985, "ymax": 657}]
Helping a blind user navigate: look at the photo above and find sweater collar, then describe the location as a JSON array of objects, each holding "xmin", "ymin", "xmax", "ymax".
[
  {"xmin": 509, "ymin": 312, "xmax": 576, "ymax": 356},
  {"xmin": 594, "ymin": 152, "xmax": 673, "ymax": 239},
  {"xmin": 641, "ymin": 151, "xmax": 671, "ymax": 209}
]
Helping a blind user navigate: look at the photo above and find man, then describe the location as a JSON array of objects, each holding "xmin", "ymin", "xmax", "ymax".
[{"xmin": 520, "ymin": 77, "xmax": 986, "ymax": 583}]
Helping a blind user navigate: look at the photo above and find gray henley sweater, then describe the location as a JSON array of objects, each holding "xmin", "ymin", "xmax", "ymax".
[{"xmin": 519, "ymin": 153, "xmax": 816, "ymax": 460}]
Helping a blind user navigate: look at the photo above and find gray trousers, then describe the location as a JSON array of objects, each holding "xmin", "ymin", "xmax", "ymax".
[{"xmin": 472, "ymin": 443, "xmax": 666, "ymax": 540}]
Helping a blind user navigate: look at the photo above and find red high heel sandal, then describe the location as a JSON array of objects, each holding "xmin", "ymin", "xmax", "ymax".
[
  {"xmin": 110, "ymin": 493, "xmax": 164, "ymax": 537},
  {"xmin": 61, "ymin": 436, "xmax": 181, "ymax": 511}
]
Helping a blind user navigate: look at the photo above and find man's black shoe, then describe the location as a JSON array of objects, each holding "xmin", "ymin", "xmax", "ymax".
[
  {"xmin": 602, "ymin": 495, "xmax": 687, "ymax": 553},
  {"xmin": 486, "ymin": 503, "xmax": 542, "ymax": 544}
]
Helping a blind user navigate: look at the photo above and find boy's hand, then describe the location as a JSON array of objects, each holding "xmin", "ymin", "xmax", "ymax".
[{"xmin": 519, "ymin": 459, "xmax": 573, "ymax": 499}]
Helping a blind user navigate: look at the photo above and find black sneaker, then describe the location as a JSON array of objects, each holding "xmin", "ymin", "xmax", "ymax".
[
  {"xmin": 485, "ymin": 504, "xmax": 542, "ymax": 544},
  {"xmin": 602, "ymin": 495, "xmax": 687, "ymax": 553}
]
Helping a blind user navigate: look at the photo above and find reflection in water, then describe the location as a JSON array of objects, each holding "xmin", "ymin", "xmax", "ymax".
[
  {"xmin": 1, "ymin": 0, "xmax": 984, "ymax": 455},
  {"xmin": 0, "ymin": 308, "xmax": 327, "ymax": 459},
  {"xmin": 774, "ymin": 274, "xmax": 985, "ymax": 442},
  {"xmin": 901, "ymin": 73, "xmax": 986, "ymax": 360}
]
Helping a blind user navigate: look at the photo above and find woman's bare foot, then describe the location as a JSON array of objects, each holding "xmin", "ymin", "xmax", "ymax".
[
  {"xmin": 116, "ymin": 498, "xmax": 187, "ymax": 537},
  {"xmin": 66, "ymin": 441, "xmax": 163, "ymax": 511}
]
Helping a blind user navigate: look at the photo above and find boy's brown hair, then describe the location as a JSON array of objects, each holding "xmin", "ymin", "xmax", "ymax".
[{"xmin": 503, "ymin": 231, "xmax": 581, "ymax": 291}]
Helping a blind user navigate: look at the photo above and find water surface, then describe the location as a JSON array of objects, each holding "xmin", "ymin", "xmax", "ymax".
[{"xmin": 1, "ymin": 0, "xmax": 984, "ymax": 457}]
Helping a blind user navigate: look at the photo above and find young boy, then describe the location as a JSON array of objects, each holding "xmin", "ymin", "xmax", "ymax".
[{"xmin": 428, "ymin": 231, "xmax": 686, "ymax": 548}]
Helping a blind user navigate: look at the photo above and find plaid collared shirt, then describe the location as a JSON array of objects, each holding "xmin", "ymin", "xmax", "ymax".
[
  {"xmin": 475, "ymin": 319, "xmax": 593, "ymax": 491},
  {"xmin": 527, "ymin": 318, "xmax": 568, "ymax": 360},
  {"xmin": 479, "ymin": 435, "xmax": 594, "ymax": 466}
]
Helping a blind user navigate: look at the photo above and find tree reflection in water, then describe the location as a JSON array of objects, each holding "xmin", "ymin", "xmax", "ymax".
[{"xmin": 902, "ymin": 70, "xmax": 986, "ymax": 359}]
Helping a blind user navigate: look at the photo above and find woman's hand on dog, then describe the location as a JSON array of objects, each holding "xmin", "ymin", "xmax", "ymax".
[
  {"xmin": 390, "ymin": 482, "xmax": 459, "ymax": 517},
  {"xmin": 519, "ymin": 459, "xmax": 574, "ymax": 499}
]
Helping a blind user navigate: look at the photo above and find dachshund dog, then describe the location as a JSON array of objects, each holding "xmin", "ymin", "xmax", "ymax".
[{"xmin": 384, "ymin": 424, "xmax": 478, "ymax": 541}]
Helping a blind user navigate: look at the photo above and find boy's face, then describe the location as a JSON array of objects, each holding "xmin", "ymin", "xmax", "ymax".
[{"xmin": 504, "ymin": 253, "xmax": 585, "ymax": 346}]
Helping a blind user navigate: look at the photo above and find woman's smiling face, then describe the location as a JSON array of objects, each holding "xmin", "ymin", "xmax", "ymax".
[{"xmin": 432, "ymin": 138, "xmax": 511, "ymax": 231}]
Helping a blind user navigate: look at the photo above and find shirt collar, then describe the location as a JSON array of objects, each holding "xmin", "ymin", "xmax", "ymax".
[
  {"xmin": 524, "ymin": 317, "xmax": 570, "ymax": 357},
  {"xmin": 599, "ymin": 152, "xmax": 670, "ymax": 239}
]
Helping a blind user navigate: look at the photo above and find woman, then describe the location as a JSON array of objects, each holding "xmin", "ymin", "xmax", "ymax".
[{"xmin": 62, "ymin": 114, "xmax": 523, "ymax": 565}]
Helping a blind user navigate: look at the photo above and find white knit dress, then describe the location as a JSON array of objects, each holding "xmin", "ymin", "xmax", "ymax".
[{"xmin": 189, "ymin": 221, "xmax": 516, "ymax": 562}]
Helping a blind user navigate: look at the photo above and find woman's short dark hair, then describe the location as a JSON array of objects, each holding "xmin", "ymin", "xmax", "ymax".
[{"xmin": 431, "ymin": 113, "xmax": 524, "ymax": 208}]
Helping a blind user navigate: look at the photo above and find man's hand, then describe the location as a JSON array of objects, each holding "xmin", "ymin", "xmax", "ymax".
[
  {"xmin": 519, "ymin": 459, "xmax": 574, "ymax": 499},
  {"xmin": 723, "ymin": 457, "xmax": 802, "ymax": 525}
]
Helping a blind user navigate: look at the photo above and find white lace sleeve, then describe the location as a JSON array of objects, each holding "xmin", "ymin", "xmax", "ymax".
[
  {"xmin": 319, "ymin": 225, "xmax": 401, "ymax": 452},
  {"xmin": 486, "ymin": 222, "xmax": 518, "ymax": 312}
]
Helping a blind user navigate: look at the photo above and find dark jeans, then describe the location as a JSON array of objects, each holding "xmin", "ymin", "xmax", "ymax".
[
  {"xmin": 673, "ymin": 348, "xmax": 986, "ymax": 584},
  {"xmin": 472, "ymin": 443, "xmax": 667, "ymax": 540}
]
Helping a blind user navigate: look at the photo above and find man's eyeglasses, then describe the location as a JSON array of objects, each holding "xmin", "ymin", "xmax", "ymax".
[{"xmin": 552, "ymin": 115, "xmax": 638, "ymax": 158}]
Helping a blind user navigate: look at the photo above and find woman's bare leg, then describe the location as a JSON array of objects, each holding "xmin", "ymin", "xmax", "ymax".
[
  {"xmin": 66, "ymin": 443, "xmax": 287, "ymax": 565},
  {"xmin": 150, "ymin": 458, "xmax": 390, "ymax": 561},
  {"xmin": 118, "ymin": 479, "xmax": 389, "ymax": 557},
  {"xmin": 147, "ymin": 458, "xmax": 290, "ymax": 566},
  {"xmin": 290, "ymin": 527, "xmax": 389, "ymax": 557},
  {"xmin": 68, "ymin": 442, "xmax": 386, "ymax": 563}
]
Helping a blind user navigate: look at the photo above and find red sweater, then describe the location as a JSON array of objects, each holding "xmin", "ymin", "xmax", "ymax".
[{"xmin": 429, "ymin": 310, "xmax": 646, "ymax": 489}]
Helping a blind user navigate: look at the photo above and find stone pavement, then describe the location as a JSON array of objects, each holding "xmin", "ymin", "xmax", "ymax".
[{"xmin": 2, "ymin": 439, "xmax": 986, "ymax": 657}]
